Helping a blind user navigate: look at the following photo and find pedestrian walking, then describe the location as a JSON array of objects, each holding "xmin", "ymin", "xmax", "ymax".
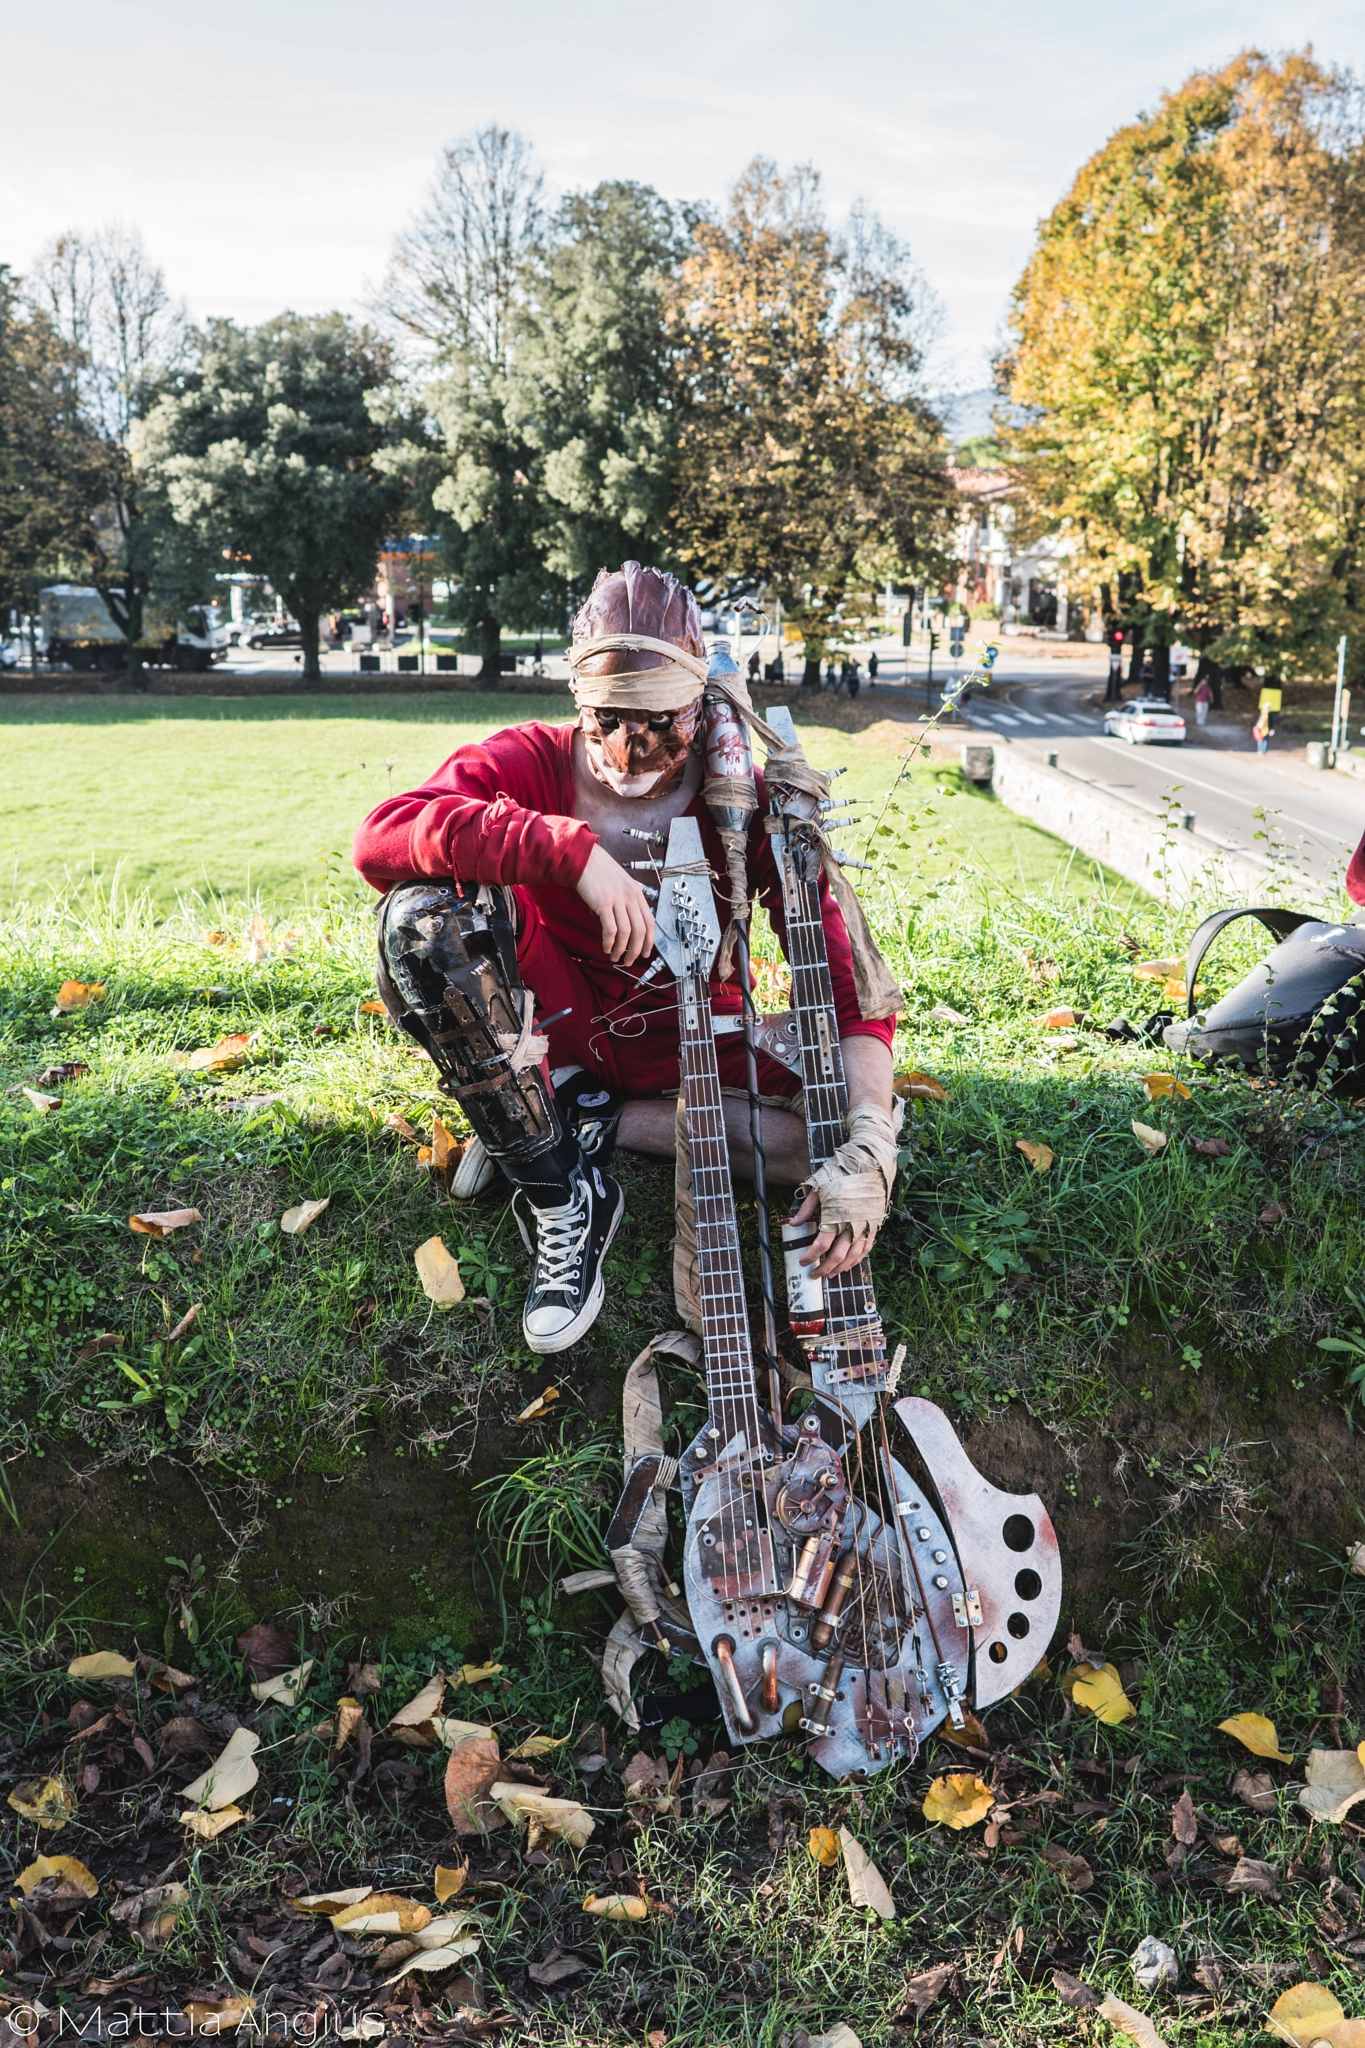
[
  {"xmin": 846, "ymin": 660, "xmax": 860, "ymax": 701},
  {"xmin": 1255, "ymin": 682, "xmax": 1282, "ymax": 754},
  {"xmin": 1193, "ymin": 677, "xmax": 1212, "ymax": 728},
  {"xmin": 868, "ymin": 651, "xmax": 879, "ymax": 683},
  {"xmin": 746, "ymin": 649, "xmax": 761, "ymax": 683}
]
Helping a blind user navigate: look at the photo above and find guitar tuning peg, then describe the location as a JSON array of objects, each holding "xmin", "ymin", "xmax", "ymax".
[
  {"xmin": 833, "ymin": 854, "xmax": 872, "ymax": 869},
  {"xmin": 626, "ymin": 859, "xmax": 662, "ymax": 871},
  {"xmin": 624, "ymin": 827, "xmax": 666, "ymax": 841}
]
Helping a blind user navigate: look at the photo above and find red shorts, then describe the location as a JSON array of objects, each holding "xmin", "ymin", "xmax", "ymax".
[{"xmin": 510, "ymin": 886, "xmax": 799, "ymax": 1103}]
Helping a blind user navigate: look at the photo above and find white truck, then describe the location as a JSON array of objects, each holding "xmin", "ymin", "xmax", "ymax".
[{"xmin": 39, "ymin": 586, "xmax": 231, "ymax": 672}]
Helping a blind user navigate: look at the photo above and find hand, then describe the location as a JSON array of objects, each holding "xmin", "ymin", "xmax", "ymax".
[
  {"xmin": 576, "ymin": 843, "xmax": 656, "ymax": 967},
  {"xmin": 790, "ymin": 1188, "xmax": 879, "ymax": 1278}
]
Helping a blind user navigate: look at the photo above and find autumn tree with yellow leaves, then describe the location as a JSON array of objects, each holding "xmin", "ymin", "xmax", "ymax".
[
  {"xmin": 1002, "ymin": 51, "xmax": 1365, "ymax": 690},
  {"xmin": 667, "ymin": 160, "xmax": 953, "ymax": 683}
]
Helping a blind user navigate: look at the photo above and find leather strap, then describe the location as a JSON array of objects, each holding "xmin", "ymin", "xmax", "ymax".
[{"xmin": 1183, "ymin": 907, "xmax": 1318, "ymax": 1017}]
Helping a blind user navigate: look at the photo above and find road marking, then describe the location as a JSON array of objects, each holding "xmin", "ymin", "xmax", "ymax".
[
  {"xmin": 1061, "ymin": 743, "xmax": 1355, "ymax": 854},
  {"xmin": 1010, "ymin": 708, "xmax": 1049, "ymax": 726},
  {"xmin": 992, "ymin": 712, "xmax": 1022, "ymax": 728}
]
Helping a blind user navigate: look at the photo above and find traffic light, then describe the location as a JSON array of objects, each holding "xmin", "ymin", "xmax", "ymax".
[
  {"xmin": 1105, "ymin": 623, "xmax": 1125, "ymax": 703},
  {"xmin": 926, "ymin": 628, "xmax": 941, "ymax": 684},
  {"xmin": 949, "ymin": 619, "xmax": 966, "ymax": 658}
]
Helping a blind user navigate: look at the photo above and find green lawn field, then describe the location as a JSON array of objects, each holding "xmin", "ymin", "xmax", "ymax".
[{"xmin": 0, "ymin": 688, "xmax": 1135, "ymax": 910}]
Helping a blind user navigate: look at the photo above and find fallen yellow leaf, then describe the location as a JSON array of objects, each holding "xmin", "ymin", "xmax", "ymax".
[
  {"xmin": 431, "ymin": 1115, "xmax": 461, "ymax": 1175},
  {"xmin": 389, "ymin": 1674, "xmax": 446, "ymax": 1729},
  {"xmin": 414, "ymin": 1235, "xmax": 465, "ymax": 1304},
  {"xmin": 54, "ymin": 980, "xmax": 106, "ymax": 1012},
  {"xmin": 280, "ymin": 1197, "xmax": 330, "ymax": 1236},
  {"xmin": 433, "ymin": 1863, "xmax": 468, "ymax": 1903},
  {"xmin": 291, "ymin": 1885, "xmax": 374, "ymax": 1915},
  {"xmin": 249, "ymin": 1659, "xmax": 313, "ymax": 1706},
  {"xmin": 14, "ymin": 1854, "xmax": 98, "ymax": 1897},
  {"xmin": 516, "ymin": 1387, "xmax": 560, "ymax": 1423},
  {"xmin": 458, "ymin": 1662, "xmax": 503, "ymax": 1687},
  {"xmin": 22, "ymin": 1088, "xmax": 61, "ymax": 1114},
  {"xmin": 1163, "ymin": 978, "xmax": 1188, "ymax": 1004},
  {"xmin": 508, "ymin": 1733, "xmax": 571, "ymax": 1759},
  {"xmin": 1065, "ymin": 1663, "xmax": 1137, "ymax": 1724},
  {"xmin": 169, "ymin": 1031, "xmax": 258, "ymax": 1073},
  {"xmin": 938, "ymin": 1707, "xmax": 991, "ymax": 1750},
  {"xmin": 491, "ymin": 1783, "xmax": 595, "ymax": 1850},
  {"xmin": 922, "ymin": 1773, "xmax": 994, "ymax": 1829},
  {"xmin": 129, "ymin": 1207, "xmax": 203, "ymax": 1237},
  {"xmin": 8, "ymin": 1777, "xmax": 75, "ymax": 1830},
  {"xmin": 183, "ymin": 1995, "xmax": 256, "ymax": 2033},
  {"xmin": 359, "ymin": 1000, "xmax": 387, "ymax": 1015},
  {"xmin": 893, "ymin": 1070, "xmax": 948, "ymax": 1103},
  {"xmin": 180, "ymin": 1804, "xmax": 248, "ymax": 1840},
  {"xmin": 1269, "ymin": 1981, "xmax": 1354, "ymax": 2047},
  {"xmin": 180, "ymin": 1727, "xmax": 260, "ymax": 1810},
  {"xmin": 808, "ymin": 1826, "xmax": 840, "ymax": 1866},
  {"xmin": 1041, "ymin": 1007, "xmax": 1079, "ymax": 1029},
  {"xmin": 839, "ymin": 1827, "xmax": 896, "ymax": 1918},
  {"xmin": 1141, "ymin": 1074, "xmax": 1192, "ymax": 1103},
  {"xmin": 332, "ymin": 1894, "xmax": 432, "ymax": 1935},
  {"xmin": 1218, "ymin": 1712, "xmax": 1292, "ymax": 1763},
  {"xmin": 1298, "ymin": 1747, "xmax": 1365, "ymax": 1825},
  {"xmin": 1134, "ymin": 958, "xmax": 1183, "ymax": 981},
  {"xmin": 1131, "ymin": 1120, "xmax": 1168, "ymax": 1157},
  {"xmin": 382, "ymin": 1937, "xmax": 481, "ymax": 1983},
  {"xmin": 1015, "ymin": 1139, "xmax": 1054, "ymax": 1172},
  {"xmin": 333, "ymin": 1697, "xmax": 365, "ymax": 1752},
  {"xmin": 583, "ymin": 1893, "xmax": 649, "ymax": 1920},
  {"xmin": 68, "ymin": 1650, "xmax": 137, "ymax": 1680},
  {"xmin": 245, "ymin": 915, "xmax": 271, "ymax": 964},
  {"xmin": 204, "ymin": 929, "xmax": 229, "ymax": 947}
]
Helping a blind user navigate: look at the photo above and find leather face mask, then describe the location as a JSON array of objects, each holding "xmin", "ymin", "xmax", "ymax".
[{"xmin": 580, "ymin": 701, "xmax": 701, "ymax": 798}]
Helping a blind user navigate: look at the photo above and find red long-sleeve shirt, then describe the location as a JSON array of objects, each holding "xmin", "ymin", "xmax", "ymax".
[{"xmin": 353, "ymin": 721, "xmax": 893, "ymax": 1095}]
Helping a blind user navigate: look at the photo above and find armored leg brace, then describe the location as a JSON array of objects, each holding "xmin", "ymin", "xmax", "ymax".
[{"xmin": 376, "ymin": 880, "xmax": 581, "ymax": 1206}]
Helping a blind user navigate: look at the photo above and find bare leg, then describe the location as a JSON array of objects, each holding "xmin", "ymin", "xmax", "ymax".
[{"xmin": 617, "ymin": 1097, "xmax": 810, "ymax": 1187}]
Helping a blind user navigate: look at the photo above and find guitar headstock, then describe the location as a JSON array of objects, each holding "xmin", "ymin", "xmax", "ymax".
[{"xmin": 653, "ymin": 815, "xmax": 721, "ymax": 980}]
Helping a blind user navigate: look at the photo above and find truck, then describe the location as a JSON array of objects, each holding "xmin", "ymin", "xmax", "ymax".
[{"xmin": 38, "ymin": 586, "xmax": 231, "ymax": 671}]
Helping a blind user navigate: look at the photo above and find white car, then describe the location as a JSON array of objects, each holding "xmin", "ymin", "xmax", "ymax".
[{"xmin": 1102, "ymin": 697, "xmax": 1187, "ymax": 745}]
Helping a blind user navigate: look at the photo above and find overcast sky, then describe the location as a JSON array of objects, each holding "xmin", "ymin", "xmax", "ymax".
[{"xmin": 4, "ymin": 0, "xmax": 1360, "ymax": 390}]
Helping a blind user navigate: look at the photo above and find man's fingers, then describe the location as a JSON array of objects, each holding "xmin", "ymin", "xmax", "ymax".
[{"xmin": 790, "ymin": 1191, "xmax": 819, "ymax": 1226}]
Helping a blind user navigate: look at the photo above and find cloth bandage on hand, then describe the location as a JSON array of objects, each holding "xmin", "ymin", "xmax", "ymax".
[{"xmin": 797, "ymin": 1103, "xmax": 899, "ymax": 1247}]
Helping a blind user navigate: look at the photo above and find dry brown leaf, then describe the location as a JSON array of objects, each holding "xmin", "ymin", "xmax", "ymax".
[
  {"xmin": 938, "ymin": 1707, "xmax": 991, "ymax": 1751},
  {"xmin": 389, "ymin": 1673, "xmax": 446, "ymax": 1729},
  {"xmin": 1041, "ymin": 1007, "xmax": 1080, "ymax": 1028},
  {"xmin": 901, "ymin": 1964, "xmax": 957, "ymax": 2015},
  {"xmin": 383, "ymin": 1112, "xmax": 418, "ymax": 1141},
  {"xmin": 170, "ymin": 1031, "xmax": 258, "ymax": 1073},
  {"xmin": 1039, "ymin": 1842, "xmax": 1094, "ymax": 1890},
  {"xmin": 7, "ymin": 1776, "xmax": 75, "ymax": 1830},
  {"xmin": 1299, "ymin": 1747, "xmax": 1365, "ymax": 1825},
  {"xmin": 1053, "ymin": 1969, "xmax": 1103, "ymax": 2012},
  {"xmin": 183, "ymin": 1995, "xmax": 256, "ymax": 2032},
  {"xmin": 180, "ymin": 1728, "xmax": 260, "ymax": 1810},
  {"xmin": 129, "ymin": 1207, "xmax": 203, "ymax": 1237},
  {"xmin": 14, "ymin": 1854, "xmax": 98, "ymax": 1898},
  {"xmin": 527, "ymin": 1951, "xmax": 588, "ymax": 1988},
  {"xmin": 434, "ymin": 1862, "xmax": 468, "ymax": 1903},
  {"xmin": 68, "ymin": 1650, "xmax": 137, "ymax": 1680},
  {"xmin": 1171, "ymin": 1788, "xmax": 1198, "ymax": 1845},
  {"xmin": 431, "ymin": 1115, "xmax": 461, "ymax": 1176},
  {"xmin": 1135, "ymin": 958, "xmax": 1183, "ymax": 981},
  {"xmin": 291, "ymin": 1885, "xmax": 373, "ymax": 1915},
  {"xmin": 922, "ymin": 1773, "xmax": 993, "ymax": 1830},
  {"xmin": 893, "ymin": 1070, "xmax": 948, "ymax": 1103},
  {"xmin": 808, "ymin": 1826, "xmax": 840, "ymax": 1866},
  {"xmin": 1131, "ymin": 1120, "xmax": 1168, "ymax": 1157},
  {"xmin": 54, "ymin": 980, "xmax": 106, "ymax": 1012},
  {"xmin": 1218, "ymin": 1712, "xmax": 1292, "ymax": 1762},
  {"xmin": 74, "ymin": 1332, "xmax": 122, "ymax": 1364},
  {"xmin": 332, "ymin": 1697, "xmax": 364, "ymax": 1753},
  {"xmin": 1097, "ymin": 1992, "xmax": 1170, "ymax": 2048},
  {"xmin": 1232, "ymin": 1767, "xmax": 1278, "ymax": 1814},
  {"xmin": 491, "ymin": 1782, "xmax": 595, "ymax": 1850},
  {"xmin": 583, "ymin": 1893, "xmax": 649, "ymax": 1920},
  {"xmin": 414, "ymin": 1235, "xmax": 465, "ymax": 1305},
  {"xmin": 382, "ymin": 1937, "xmax": 481, "ymax": 1983},
  {"xmin": 204, "ymin": 929, "xmax": 229, "ymax": 946},
  {"xmin": 22, "ymin": 1087, "xmax": 62, "ymax": 1114},
  {"xmin": 1193, "ymin": 1136, "xmax": 1233, "ymax": 1157},
  {"xmin": 39, "ymin": 1060, "xmax": 88, "ymax": 1085},
  {"xmin": 1217, "ymin": 1856, "xmax": 1281, "ymax": 1898},
  {"xmin": 444, "ymin": 1730, "xmax": 506, "ymax": 1835},
  {"xmin": 180, "ymin": 1804, "xmax": 248, "ymax": 1840},
  {"xmin": 516, "ymin": 1387, "xmax": 560, "ymax": 1424},
  {"xmin": 838, "ymin": 1828, "xmax": 896, "ymax": 1918},
  {"xmin": 332, "ymin": 1894, "xmax": 431, "ymax": 1935},
  {"xmin": 1015, "ymin": 1139, "xmax": 1054, "ymax": 1172},
  {"xmin": 359, "ymin": 1000, "xmax": 387, "ymax": 1015},
  {"xmin": 280, "ymin": 1197, "xmax": 330, "ymax": 1236},
  {"xmin": 237, "ymin": 1620, "xmax": 295, "ymax": 1679},
  {"xmin": 167, "ymin": 1304, "xmax": 201, "ymax": 1343},
  {"xmin": 249, "ymin": 1659, "xmax": 313, "ymax": 1707},
  {"xmin": 1142, "ymin": 1073, "xmax": 1193, "ymax": 1102}
]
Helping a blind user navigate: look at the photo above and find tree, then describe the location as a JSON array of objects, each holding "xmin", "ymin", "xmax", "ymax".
[
  {"xmin": 512, "ymin": 181, "xmax": 686, "ymax": 585},
  {"xmin": 666, "ymin": 161, "xmax": 953, "ymax": 683},
  {"xmin": 143, "ymin": 314, "xmax": 401, "ymax": 683},
  {"xmin": 1002, "ymin": 51, "xmax": 1365, "ymax": 691},
  {"xmin": 379, "ymin": 126, "xmax": 559, "ymax": 686},
  {"xmin": 0, "ymin": 267, "xmax": 106, "ymax": 632},
  {"xmin": 26, "ymin": 224, "xmax": 189, "ymax": 685}
]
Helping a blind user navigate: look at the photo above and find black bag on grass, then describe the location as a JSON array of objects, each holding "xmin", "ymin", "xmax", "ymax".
[{"xmin": 1162, "ymin": 906, "xmax": 1365, "ymax": 1092}]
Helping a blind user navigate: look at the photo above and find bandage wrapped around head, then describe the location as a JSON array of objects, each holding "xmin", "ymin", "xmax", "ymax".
[
  {"xmin": 569, "ymin": 562, "xmax": 707, "ymax": 712},
  {"xmin": 797, "ymin": 1102, "xmax": 900, "ymax": 1249}
]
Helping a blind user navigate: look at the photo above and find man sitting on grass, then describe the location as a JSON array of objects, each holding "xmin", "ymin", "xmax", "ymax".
[{"xmin": 353, "ymin": 563, "xmax": 896, "ymax": 1355}]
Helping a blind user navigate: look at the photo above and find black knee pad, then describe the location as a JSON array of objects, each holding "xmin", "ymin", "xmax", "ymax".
[{"xmin": 376, "ymin": 880, "xmax": 572, "ymax": 1181}]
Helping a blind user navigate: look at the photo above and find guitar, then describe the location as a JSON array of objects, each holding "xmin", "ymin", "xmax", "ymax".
[
  {"xmin": 760, "ymin": 705, "xmax": 1062, "ymax": 1722},
  {"xmin": 655, "ymin": 815, "xmax": 986, "ymax": 1774}
]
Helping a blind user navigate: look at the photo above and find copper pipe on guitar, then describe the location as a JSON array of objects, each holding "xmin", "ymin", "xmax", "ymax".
[
  {"xmin": 799, "ymin": 1650, "xmax": 846, "ymax": 1738},
  {"xmin": 810, "ymin": 1548, "xmax": 859, "ymax": 1651},
  {"xmin": 761, "ymin": 1640, "xmax": 780, "ymax": 1714},
  {"xmin": 711, "ymin": 1635, "xmax": 756, "ymax": 1734}
]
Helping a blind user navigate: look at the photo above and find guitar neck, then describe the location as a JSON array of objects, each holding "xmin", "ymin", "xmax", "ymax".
[{"xmin": 677, "ymin": 964, "xmax": 765, "ymax": 1453}]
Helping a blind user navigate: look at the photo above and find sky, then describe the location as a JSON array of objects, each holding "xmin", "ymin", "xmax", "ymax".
[{"xmin": 3, "ymin": 0, "xmax": 1361, "ymax": 393}]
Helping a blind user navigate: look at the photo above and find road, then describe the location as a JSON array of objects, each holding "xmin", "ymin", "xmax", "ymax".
[{"xmin": 868, "ymin": 648, "xmax": 1364, "ymax": 896}]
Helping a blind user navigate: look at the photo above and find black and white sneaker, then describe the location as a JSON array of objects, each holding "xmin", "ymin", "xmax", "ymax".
[
  {"xmin": 551, "ymin": 1068, "xmax": 625, "ymax": 1167},
  {"xmin": 514, "ymin": 1162, "xmax": 624, "ymax": 1353}
]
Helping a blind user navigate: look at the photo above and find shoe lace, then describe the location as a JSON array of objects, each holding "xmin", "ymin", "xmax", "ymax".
[{"xmin": 531, "ymin": 1182, "xmax": 590, "ymax": 1291}]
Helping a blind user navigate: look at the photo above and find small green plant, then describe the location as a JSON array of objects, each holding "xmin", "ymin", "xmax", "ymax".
[
  {"xmin": 97, "ymin": 1337, "xmax": 205, "ymax": 1433},
  {"xmin": 475, "ymin": 1431, "xmax": 619, "ymax": 1588},
  {"xmin": 457, "ymin": 1236, "xmax": 514, "ymax": 1299},
  {"xmin": 659, "ymin": 1715, "xmax": 700, "ymax": 1763}
]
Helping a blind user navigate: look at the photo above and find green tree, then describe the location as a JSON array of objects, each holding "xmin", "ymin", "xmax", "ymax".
[
  {"xmin": 513, "ymin": 181, "xmax": 686, "ymax": 585},
  {"xmin": 0, "ymin": 267, "xmax": 106, "ymax": 636},
  {"xmin": 144, "ymin": 313, "xmax": 401, "ymax": 683},
  {"xmin": 1002, "ymin": 51, "xmax": 1365, "ymax": 692},
  {"xmin": 379, "ymin": 126, "xmax": 559, "ymax": 687},
  {"xmin": 27, "ymin": 225, "xmax": 189, "ymax": 686},
  {"xmin": 666, "ymin": 161, "xmax": 952, "ymax": 683}
]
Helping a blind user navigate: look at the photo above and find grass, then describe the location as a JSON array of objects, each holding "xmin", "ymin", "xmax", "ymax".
[{"xmin": 5, "ymin": 702, "xmax": 1365, "ymax": 2042}]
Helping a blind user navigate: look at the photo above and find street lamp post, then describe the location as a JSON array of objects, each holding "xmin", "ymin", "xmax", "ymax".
[{"xmin": 1331, "ymin": 634, "xmax": 1349, "ymax": 757}]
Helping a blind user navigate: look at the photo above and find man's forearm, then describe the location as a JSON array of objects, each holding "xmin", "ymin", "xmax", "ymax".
[{"xmin": 840, "ymin": 1033, "xmax": 894, "ymax": 1114}]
